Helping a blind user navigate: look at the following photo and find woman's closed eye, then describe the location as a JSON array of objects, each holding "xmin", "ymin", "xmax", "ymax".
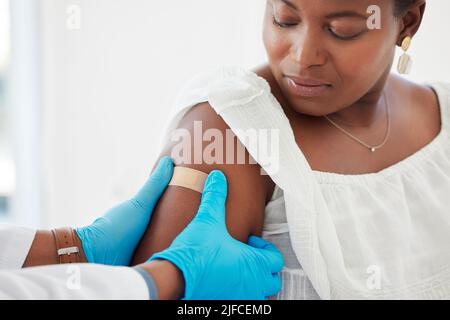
[
  {"xmin": 272, "ymin": 15, "xmax": 367, "ymax": 41},
  {"xmin": 272, "ymin": 15, "xmax": 298, "ymax": 28}
]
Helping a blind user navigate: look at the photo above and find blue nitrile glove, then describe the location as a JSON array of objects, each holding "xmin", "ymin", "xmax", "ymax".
[
  {"xmin": 149, "ymin": 170, "xmax": 284, "ymax": 300},
  {"xmin": 75, "ymin": 156, "xmax": 174, "ymax": 265}
]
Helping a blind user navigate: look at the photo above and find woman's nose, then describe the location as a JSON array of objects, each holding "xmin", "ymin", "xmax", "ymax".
[{"xmin": 290, "ymin": 31, "xmax": 327, "ymax": 69}]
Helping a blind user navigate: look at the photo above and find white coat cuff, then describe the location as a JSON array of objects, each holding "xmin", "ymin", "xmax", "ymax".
[{"xmin": 0, "ymin": 224, "xmax": 37, "ymax": 269}]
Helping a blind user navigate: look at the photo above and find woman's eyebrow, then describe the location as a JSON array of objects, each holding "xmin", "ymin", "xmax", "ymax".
[{"xmin": 279, "ymin": 0, "xmax": 298, "ymax": 10}]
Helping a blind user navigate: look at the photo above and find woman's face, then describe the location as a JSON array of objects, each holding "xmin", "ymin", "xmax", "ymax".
[{"xmin": 263, "ymin": 0, "xmax": 401, "ymax": 116}]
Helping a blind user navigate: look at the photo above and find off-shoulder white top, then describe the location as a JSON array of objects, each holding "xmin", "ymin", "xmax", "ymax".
[{"xmin": 160, "ymin": 65, "xmax": 450, "ymax": 299}]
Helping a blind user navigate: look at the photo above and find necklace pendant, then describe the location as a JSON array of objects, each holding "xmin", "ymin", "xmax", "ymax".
[{"xmin": 371, "ymin": 147, "xmax": 376, "ymax": 152}]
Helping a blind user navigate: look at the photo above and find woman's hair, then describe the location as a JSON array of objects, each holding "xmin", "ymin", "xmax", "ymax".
[{"xmin": 394, "ymin": 0, "xmax": 418, "ymax": 16}]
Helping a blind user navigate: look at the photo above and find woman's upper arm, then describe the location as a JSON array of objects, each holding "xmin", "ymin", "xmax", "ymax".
[{"xmin": 131, "ymin": 102, "xmax": 275, "ymax": 265}]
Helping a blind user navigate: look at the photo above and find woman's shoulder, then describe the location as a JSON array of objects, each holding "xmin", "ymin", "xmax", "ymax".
[
  {"xmin": 392, "ymin": 75, "xmax": 450, "ymax": 111},
  {"xmin": 165, "ymin": 85, "xmax": 277, "ymax": 208},
  {"xmin": 390, "ymin": 74, "xmax": 449, "ymax": 136},
  {"xmin": 158, "ymin": 100, "xmax": 277, "ymax": 237}
]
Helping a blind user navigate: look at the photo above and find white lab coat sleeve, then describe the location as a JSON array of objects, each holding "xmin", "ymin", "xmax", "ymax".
[
  {"xmin": 0, "ymin": 263, "xmax": 150, "ymax": 299},
  {"xmin": 0, "ymin": 224, "xmax": 37, "ymax": 269}
]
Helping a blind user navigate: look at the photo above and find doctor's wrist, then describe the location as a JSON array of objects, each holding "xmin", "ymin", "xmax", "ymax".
[
  {"xmin": 23, "ymin": 228, "xmax": 87, "ymax": 267},
  {"xmin": 137, "ymin": 259, "xmax": 185, "ymax": 300}
]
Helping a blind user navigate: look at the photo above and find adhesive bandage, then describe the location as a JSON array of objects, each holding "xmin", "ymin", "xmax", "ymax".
[{"xmin": 168, "ymin": 166, "xmax": 209, "ymax": 193}]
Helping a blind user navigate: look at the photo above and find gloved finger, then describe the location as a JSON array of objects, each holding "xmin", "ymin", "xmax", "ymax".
[
  {"xmin": 264, "ymin": 273, "xmax": 282, "ymax": 298},
  {"xmin": 133, "ymin": 156, "xmax": 174, "ymax": 212},
  {"xmin": 248, "ymin": 236, "xmax": 284, "ymax": 273},
  {"xmin": 194, "ymin": 170, "xmax": 228, "ymax": 226}
]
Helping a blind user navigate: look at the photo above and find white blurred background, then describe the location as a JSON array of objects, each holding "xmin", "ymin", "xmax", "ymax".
[{"xmin": 0, "ymin": 0, "xmax": 449, "ymax": 228}]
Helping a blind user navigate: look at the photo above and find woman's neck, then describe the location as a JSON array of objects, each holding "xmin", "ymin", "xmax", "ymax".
[
  {"xmin": 326, "ymin": 87, "xmax": 388, "ymax": 128},
  {"xmin": 320, "ymin": 69, "xmax": 392, "ymax": 129}
]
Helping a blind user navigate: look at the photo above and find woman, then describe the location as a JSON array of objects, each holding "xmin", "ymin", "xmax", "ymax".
[{"xmin": 132, "ymin": 0, "xmax": 450, "ymax": 299}]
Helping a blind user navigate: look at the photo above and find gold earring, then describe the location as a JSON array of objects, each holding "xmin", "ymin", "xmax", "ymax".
[{"xmin": 397, "ymin": 36, "xmax": 413, "ymax": 74}]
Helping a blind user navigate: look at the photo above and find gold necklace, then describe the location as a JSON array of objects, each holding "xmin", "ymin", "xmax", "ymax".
[{"xmin": 323, "ymin": 92, "xmax": 391, "ymax": 153}]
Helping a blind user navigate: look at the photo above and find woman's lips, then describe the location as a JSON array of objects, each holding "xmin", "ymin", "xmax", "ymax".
[{"xmin": 284, "ymin": 76, "xmax": 331, "ymax": 97}]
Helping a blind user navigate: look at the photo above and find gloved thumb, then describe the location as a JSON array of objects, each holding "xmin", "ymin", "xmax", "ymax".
[
  {"xmin": 133, "ymin": 156, "xmax": 174, "ymax": 213},
  {"xmin": 194, "ymin": 170, "xmax": 228, "ymax": 226}
]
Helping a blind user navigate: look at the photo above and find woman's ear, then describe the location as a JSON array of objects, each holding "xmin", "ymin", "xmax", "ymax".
[{"xmin": 396, "ymin": 0, "xmax": 426, "ymax": 46}]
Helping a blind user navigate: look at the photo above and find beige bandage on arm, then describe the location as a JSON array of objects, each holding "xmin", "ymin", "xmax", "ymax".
[{"xmin": 168, "ymin": 166, "xmax": 209, "ymax": 193}]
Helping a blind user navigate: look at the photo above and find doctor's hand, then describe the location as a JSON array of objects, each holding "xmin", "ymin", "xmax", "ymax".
[
  {"xmin": 75, "ymin": 156, "xmax": 174, "ymax": 266},
  {"xmin": 144, "ymin": 170, "xmax": 284, "ymax": 300}
]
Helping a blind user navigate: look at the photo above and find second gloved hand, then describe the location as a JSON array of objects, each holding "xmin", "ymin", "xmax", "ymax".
[{"xmin": 149, "ymin": 170, "xmax": 284, "ymax": 300}]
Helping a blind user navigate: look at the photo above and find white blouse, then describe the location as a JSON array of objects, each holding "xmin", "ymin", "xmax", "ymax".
[{"xmin": 160, "ymin": 65, "xmax": 450, "ymax": 299}]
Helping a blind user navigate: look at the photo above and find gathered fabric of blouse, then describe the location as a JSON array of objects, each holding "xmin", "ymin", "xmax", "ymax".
[{"xmin": 159, "ymin": 65, "xmax": 450, "ymax": 299}]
